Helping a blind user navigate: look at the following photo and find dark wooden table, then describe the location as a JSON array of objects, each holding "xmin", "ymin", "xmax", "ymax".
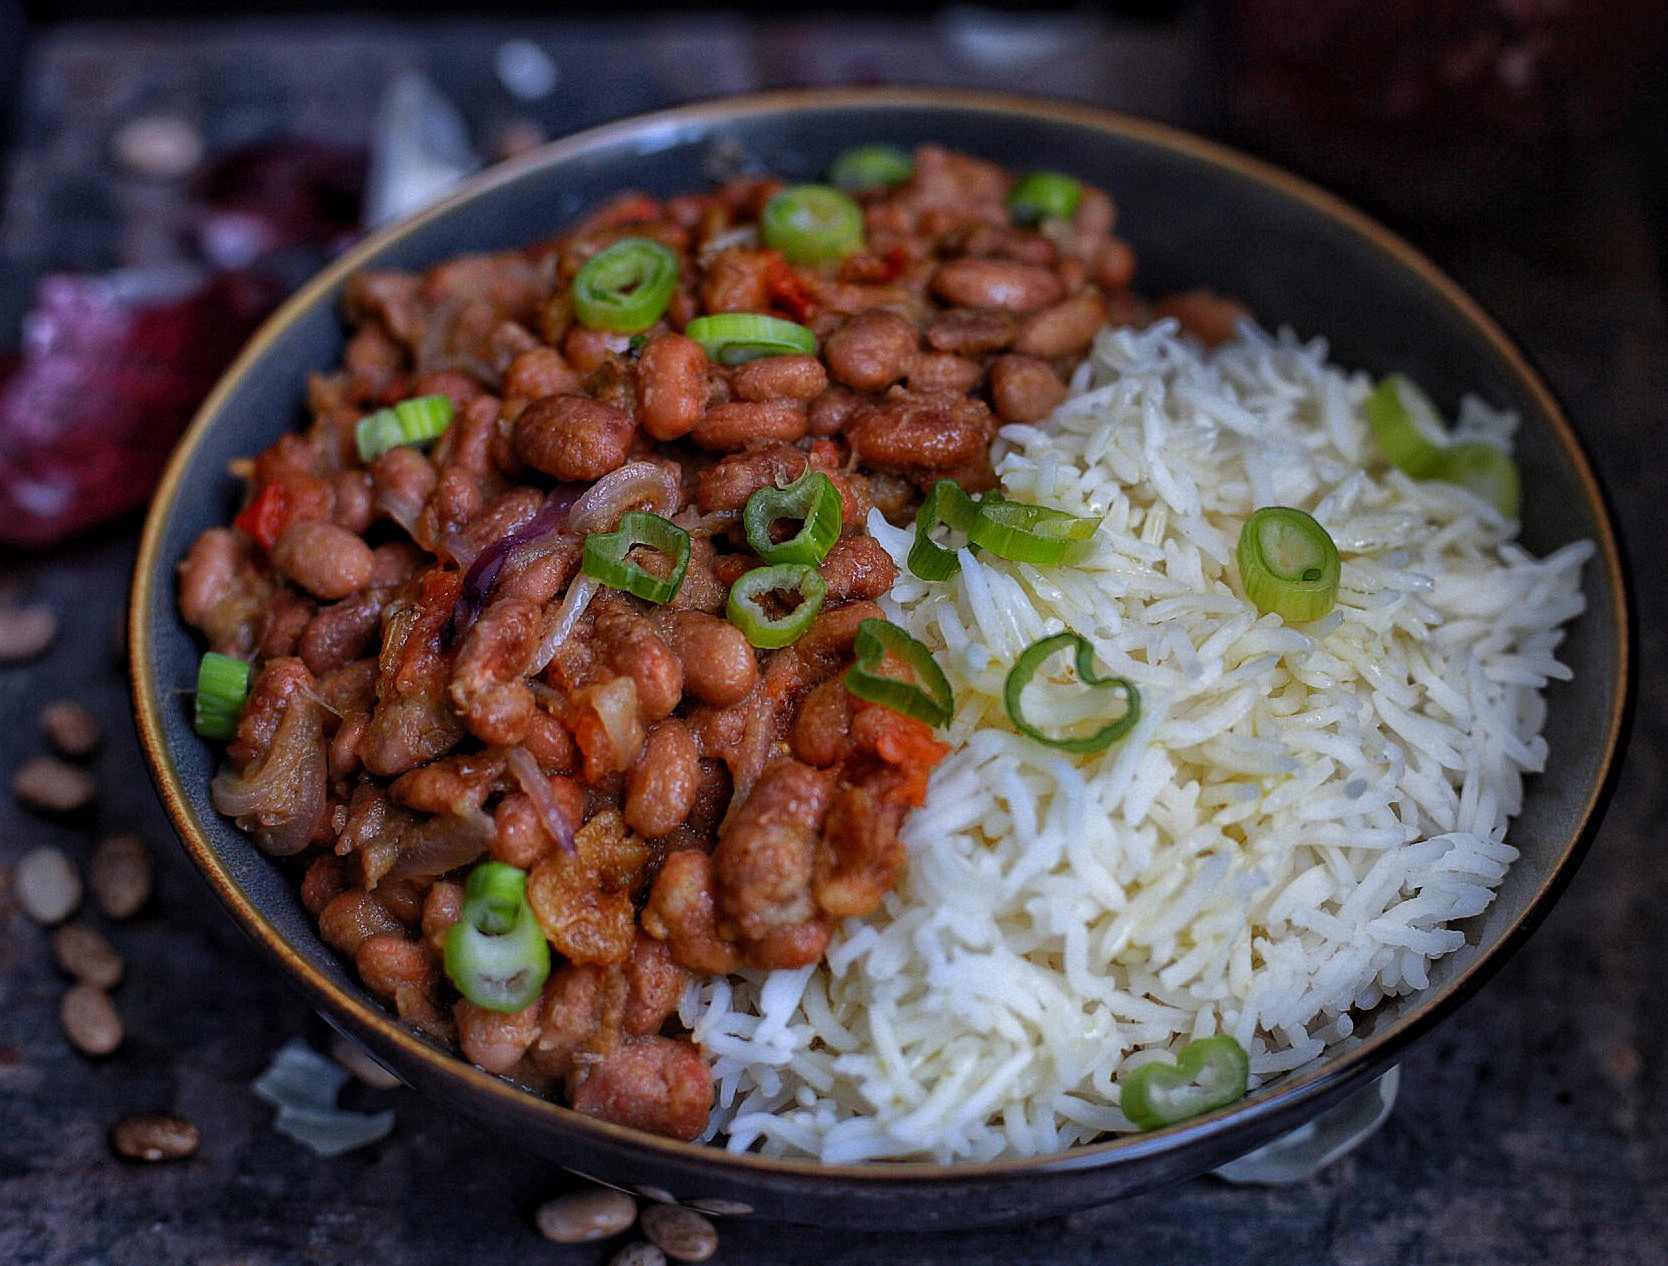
[{"xmin": 1, "ymin": 16, "xmax": 1664, "ymax": 1265}]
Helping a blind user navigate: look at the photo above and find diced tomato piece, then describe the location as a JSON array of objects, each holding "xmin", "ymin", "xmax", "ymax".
[
  {"xmin": 764, "ymin": 254, "xmax": 818, "ymax": 324},
  {"xmin": 231, "ymin": 482, "xmax": 289, "ymax": 551}
]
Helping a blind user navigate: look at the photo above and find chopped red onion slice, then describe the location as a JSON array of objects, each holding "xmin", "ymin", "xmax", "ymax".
[
  {"xmin": 565, "ymin": 460, "xmax": 681, "ymax": 538},
  {"xmin": 506, "ymin": 744, "xmax": 575, "ymax": 855}
]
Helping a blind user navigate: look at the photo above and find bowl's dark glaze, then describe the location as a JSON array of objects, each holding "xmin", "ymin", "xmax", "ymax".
[{"xmin": 131, "ymin": 88, "xmax": 1630, "ymax": 1228}]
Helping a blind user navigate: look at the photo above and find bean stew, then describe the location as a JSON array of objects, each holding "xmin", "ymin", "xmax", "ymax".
[{"xmin": 177, "ymin": 144, "xmax": 1233, "ymax": 1142}]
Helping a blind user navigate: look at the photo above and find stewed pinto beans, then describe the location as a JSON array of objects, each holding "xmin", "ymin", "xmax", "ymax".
[{"xmin": 177, "ymin": 145, "xmax": 1169, "ymax": 1142}]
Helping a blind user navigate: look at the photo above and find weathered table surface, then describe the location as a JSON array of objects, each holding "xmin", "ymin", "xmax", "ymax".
[{"xmin": 1, "ymin": 17, "xmax": 1665, "ymax": 1266}]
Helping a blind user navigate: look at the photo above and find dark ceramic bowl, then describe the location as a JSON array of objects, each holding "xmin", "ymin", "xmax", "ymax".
[{"xmin": 131, "ymin": 87, "xmax": 1631, "ymax": 1228}]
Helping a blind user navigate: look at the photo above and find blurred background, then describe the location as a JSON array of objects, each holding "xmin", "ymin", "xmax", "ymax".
[
  {"xmin": 0, "ymin": 0, "xmax": 1663, "ymax": 547},
  {"xmin": 2, "ymin": 4, "xmax": 1665, "ymax": 1264}
]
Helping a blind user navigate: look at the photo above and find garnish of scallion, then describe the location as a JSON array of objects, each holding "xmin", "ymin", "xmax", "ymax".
[
  {"xmin": 193, "ymin": 651, "xmax": 251, "ymax": 741},
  {"xmin": 760, "ymin": 184, "xmax": 866, "ymax": 265},
  {"xmin": 1236, "ymin": 506, "xmax": 1341, "ymax": 623},
  {"xmin": 354, "ymin": 393, "xmax": 455, "ymax": 463}
]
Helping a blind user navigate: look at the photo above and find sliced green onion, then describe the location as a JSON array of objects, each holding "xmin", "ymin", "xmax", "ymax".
[
  {"xmin": 743, "ymin": 469, "xmax": 843, "ymax": 566},
  {"xmin": 1003, "ymin": 631, "xmax": 1138, "ymax": 754},
  {"xmin": 966, "ymin": 498, "xmax": 1099, "ymax": 567},
  {"xmin": 1362, "ymin": 374, "xmax": 1447, "ymax": 478},
  {"xmin": 726, "ymin": 563, "xmax": 827, "ymax": 649},
  {"xmin": 1431, "ymin": 441, "xmax": 1521, "ymax": 518},
  {"xmin": 845, "ymin": 619, "xmax": 954, "ymax": 728},
  {"xmin": 1120, "ymin": 1035, "xmax": 1250, "ymax": 1131},
  {"xmin": 761, "ymin": 184, "xmax": 866, "ymax": 265},
  {"xmin": 1006, "ymin": 171, "xmax": 1083, "ymax": 226},
  {"xmin": 1237, "ymin": 506, "xmax": 1340, "ymax": 623},
  {"xmin": 908, "ymin": 479, "xmax": 976, "ymax": 580},
  {"xmin": 1363, "ymin": 374, "xmax": 1520, "ymax": 515},
  {"xmin": 193, "ymin": 651, "xmax": 251, "ymax": 741},
  {"xmin": 829, "ymin": 144, "xmax": 914, "ymax": 194},
  {"xmin": 354, "ymin": 393, "xmax": 455, "ymax": 463},
  {"xmin": 570, "ymin": 236, "xmax": 680, "ymax": 334},
  {"xmin": 684, "ymin": 313, "xmax": 817, "ymax": 366},
  {"xmin": 443, "ymin": 862, "xmax": 550, "ymax": 1013},
  {"xmin": 582, "ymin": 510, "xmax": 691, "ymax": 605}
]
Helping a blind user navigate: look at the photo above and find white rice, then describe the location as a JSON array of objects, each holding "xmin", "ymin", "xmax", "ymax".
[{"xmin": 680, "ymin": 320, "xmax": 1591, "ymax": 1164}]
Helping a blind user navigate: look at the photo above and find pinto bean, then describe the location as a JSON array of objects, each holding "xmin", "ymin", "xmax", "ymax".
[
  {"xmin": 818, "ymin": 534, "xmax": 897, "ymax": 603},
  {"xmin": 636, "ymin": 333, "xmax": 708, "ymax": 441},
  {"xmin": 271, "ymin": 521, "xmax": 375, "ymax": 600},
  {"xmin": 331, "ymin": 470, "xmax": 374, "ymax": 535},
  {"xmin": 989, "ymin": 354, "xmax": 1069, "ymax": 424},
  {"xmin": 641, "ymin": 849, "xmax": 741, "ymax": 975},
  {"xmin": 806, "ymin": 383, "xmax": 866, "ymax": 437},
  {"xmin": 623, "ymin": 934, "xmax": 690, "ymax": 1037},
  {"xmin": 491, "ymin": 779, "xmax": 586, "ymax": 869},
  {"xmin": 595, "ymin": 604, "xmax": 684, "ymax": 723},
  {"xmin": 569, "ymin": 1035, "xmax": 714, "ymax": 1142},
  {"xmin": 1154, "ymin": 289, "xmax": 1251, "ymax": 347},
  {"xmin": 355, "ymin": 933, "xmax": 439, "ymax": 1001},
  {"xmin": 450, "ymin": 597, "xmax": 544, "ymax": 745},
  {"xmin": 370, "ymin": 446, "xmax": 437, "ymax": 515},
  {"xmin": 932, "ymin": 257, "xmax": 1062, "ymax": 313},
  {"xmin": 301, "ymin": 854, "xmax": 347, "ymax": 916},
  {"xmin": 1094, "ymin": 237, "xmax": 1136, "ymax": 291},
  {"xmin": 925, "ymin": 307, "xmax": 1018, "ymax": 355},
  {"xmin": 790, "ymin": 677, "xmax": 855, "ymax": 768},
  {"xmin": 689, "ymin": 400, "xmax": 807, "ymax": 452},
  {"xmin": 795, "ymin": 599, "xmax": 884, "ymax": 661},
  {"xmin": 823, "ymin": 311, "xmax": 918, "ymax": 392},
  {"xmin": 456, "ymin": 997, "xmax": 542, "ymax": 1074},
  {"xmin": 732, "ymin": 353, "xmax": 827, "ymax": 403},
  {"xmin": 715, "ymin": 759, "xmax": 831, "ymax": 943},
  {"xmin": 514, "ymin": 395, "xmax": 635, "ymax": 481},
  {"xmin": 693, "ymin": 443, "xmax": 806, "ymax": 515},
  {"xmin": 846, "ymin": 391, "xmax": 994, "ymax": 475},
  {"xmin": 318, "ymin": 889, "xmax": 405, "ymax": 956},
  {"xmin": 625, "ymin": 720, "xmax": 700, "ymax": 839},
  {"xmin": 1014, "ymin": 291, "xmax": 1107, "ymax": 360},
  {"xmin": 505, "ymin": 346, "xmax": 581, "ymax": 401},
  {"xmin": 371, "ymin": 542, "xmax": 425, "ymax": 588},
  {"xmin": 299, "ymin": 589, "xmax": 385, "ymax": 677},
  {"xmin": 662, "ymin": 610, "xmax": 757, "ymax": 707},
  {"xmin": 421, "ymin": 878, "xmax": 465, "ymax": 950},
  {"xmin": 563, "ymin": 324, "xmax": 633, "ymax": 374},
  {"xmin": 906, "ymin": 351, "xmax": 982, "ymax": 394}
]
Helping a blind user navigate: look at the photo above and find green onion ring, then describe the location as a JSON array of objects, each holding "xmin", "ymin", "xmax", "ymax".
[
  {"xmin": 581, "ymin": 510, "xmax": 691, "ymax": 605},
  {"xmin": 761, "ymin": 184, "xmax": 866, "ymax": 265},
  {"xmin": 742, "ymin": 469, "xmax": 843, "ymax": 566},
  {"xmin": 845, "ymin": 619, "xmax": 955, "ymax": 728},
  {"xmin": 570, "ymin": 236, "xmax": 680, "ymax": 334},
  {"xmin": 726, "ymin": 563, "xmax": 827, "ymax": 649},
  {"xmin": 193, "ymin": 651, "xmax": 252, "ymax": 741},
  {"xmin": 683, "ymin": 313, "xmax": 818, "ymax": 366},
  {"xmin": 1432, "ymin": 441, "xmax": 1520, "ymax": 518},
  {"xmin": 965, "ymin": 497, "xmax": 1099, "ymax": 567},
  {"xmin": 1120, "ymin": 1036, "xmax": 1250, "ymax": 1131},
  {"xmin": 1363, "ymin": 374, "xmax": 1521, "ymax": 516},
  {"xmin": 1236, "ymin": 506, "xmax": 1340, "ymax": 623},
  {"xmin": 829, "ymin": 144, "xmax": 914, "ymax": 194},
  {"xmin": 1006, "ymin": 171, "xmax": 1083, "ymax": 227},
  {"xmin": 443, "ymin": 862, "xmax": 551, "ymax": 1013},
  {"xmin": 1003, "ymin": 631, "xmax": 1139, "ymax": 754},
  {"xmin": 354, "ymin": 393, "xmax": 456, "ymax": 463},
  {"xmin": 908, "ymin": 479, "xmax": 975, "ymax": 581}
]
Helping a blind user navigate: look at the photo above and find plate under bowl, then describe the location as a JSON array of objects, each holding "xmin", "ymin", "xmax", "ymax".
[{"xmin": 131, "ymin": 87, "xmax": 1631, "ymax": 1228}]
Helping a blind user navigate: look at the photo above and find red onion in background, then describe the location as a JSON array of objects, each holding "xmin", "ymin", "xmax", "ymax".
[{"xmin": 0, "ymin": 269, "xmax": 284, "ymax": 548}]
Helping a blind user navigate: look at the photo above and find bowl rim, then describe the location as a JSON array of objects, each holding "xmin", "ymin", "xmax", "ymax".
[{"xmin": 130, "ymin": 84, "xmax": 1633, "ymax": 1184}]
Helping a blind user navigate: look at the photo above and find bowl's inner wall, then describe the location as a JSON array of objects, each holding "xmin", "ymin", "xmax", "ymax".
[{"xmin": 145, "ymin": 100, "xmax": 1619, "ymax": 1149}]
